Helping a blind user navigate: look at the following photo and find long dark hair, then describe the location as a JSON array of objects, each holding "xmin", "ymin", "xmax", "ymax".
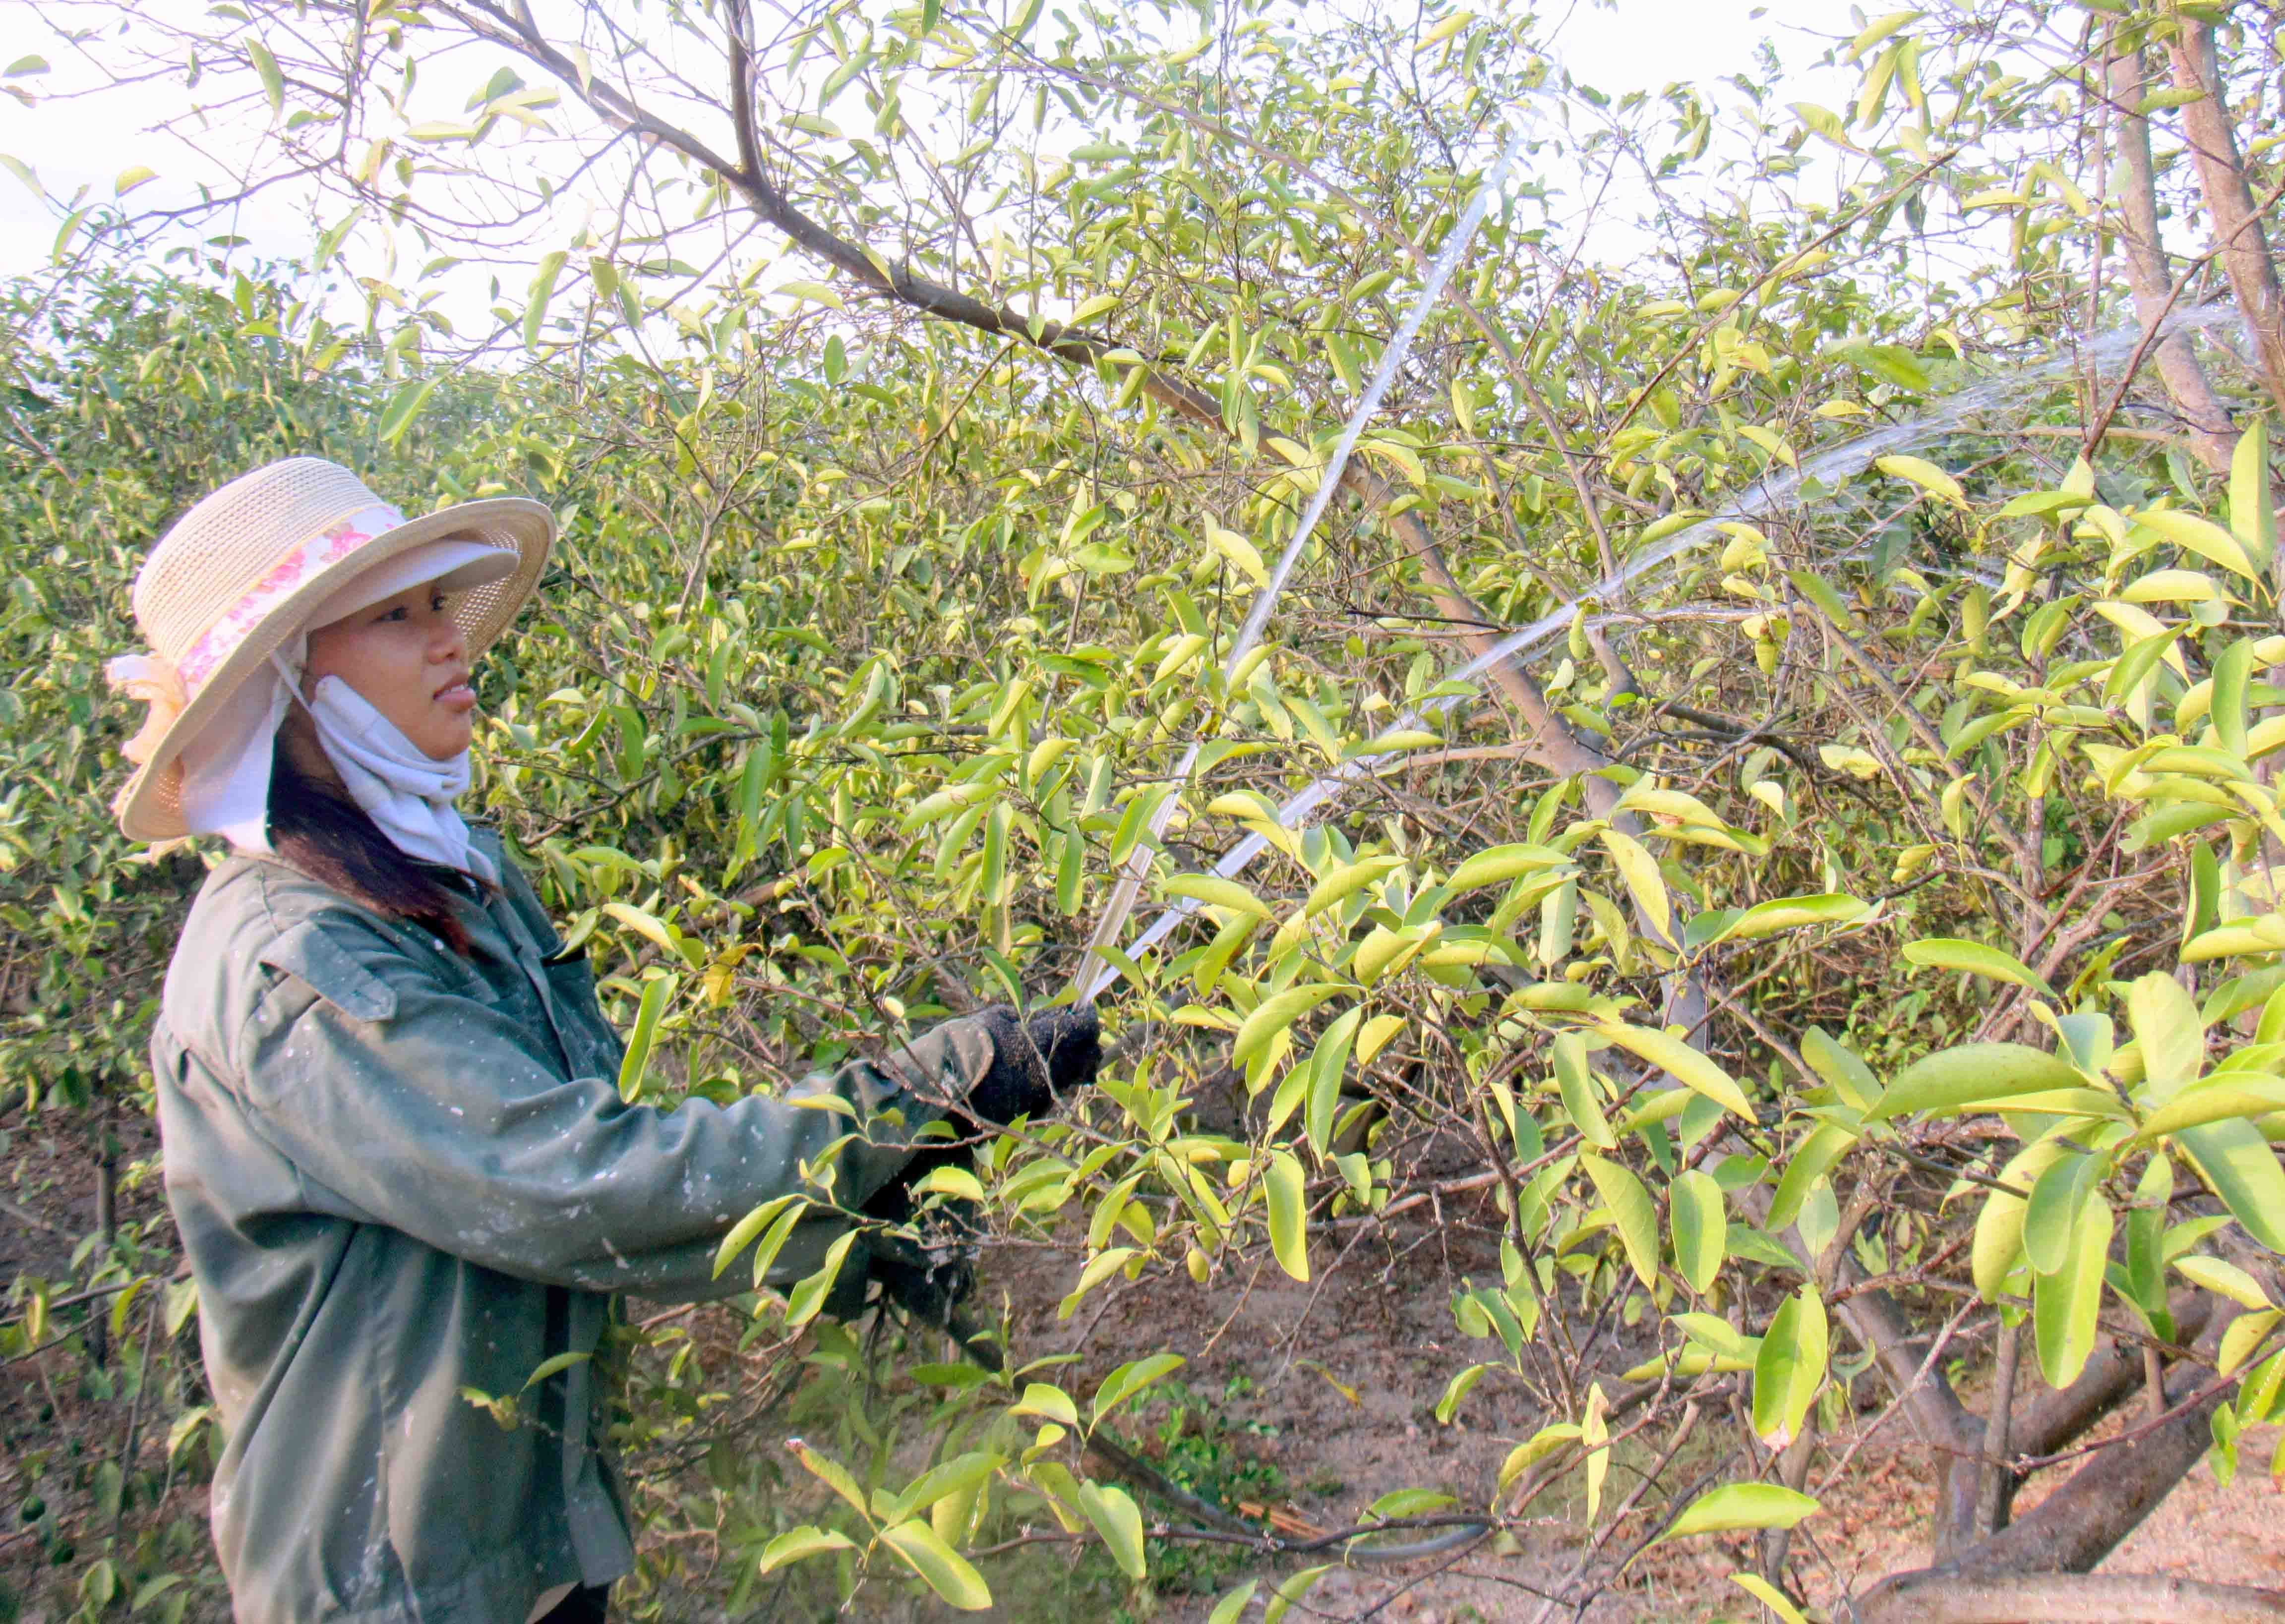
[{"xmin": 267, "ymin": 745, "xmax": 481, "ymax": 954}]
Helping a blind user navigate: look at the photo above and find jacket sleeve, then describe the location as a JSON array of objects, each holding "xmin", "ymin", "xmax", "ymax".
[{"xmin": 225, "ymin": 912, "xmax": 996, "ymax": 1301}]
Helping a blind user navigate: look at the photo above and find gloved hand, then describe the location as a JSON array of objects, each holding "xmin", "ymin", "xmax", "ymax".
[
  {"xmin": 965, "ymin": 1002, "xmax": 1103, "ymax": 1124},
  {"xmin": 838, "ymin": 1005, "xmax": 1102, "ymax": 1367},
  {"xmin": 849, "ymin": 1140, "xmax": 996, "ymax": 1367}
]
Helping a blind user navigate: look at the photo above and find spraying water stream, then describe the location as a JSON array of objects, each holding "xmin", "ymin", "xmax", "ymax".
[
  {"xmin": 1068, "ymin": 115, "xmax": 1537, "ymax": 1000},
  {"xmin": 1080, "ymin": 302, "xmax": 2250, "ymax": 997}
]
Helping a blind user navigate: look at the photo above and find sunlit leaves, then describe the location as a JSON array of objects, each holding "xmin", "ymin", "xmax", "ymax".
[
  {"xmin": 1670, "ymin": 1169, "xmax": 1726, "ymax": 1294},
  {"xmin": 1265, "ymin": 1149, "xmax": 1310, "ymax": 1280},
  {"xmin": 1581, "ymin": 1153, "xmax": 1660, "ymax": 1287},
  {"xmin": 1900, "ymin": 937, "xmax": 2054, "ymax": 997},
  {"xmin": 1075, "ymin": 1482, "xmax": 1146, "ymax": 1580},
  {"xmin": 1652, "ymin": 1484, "xmax": 1820, "ymax": 1549},
  {"xmin": 1751, "ymin": 1287, "xmax": 1828, "ymax": 1448}
]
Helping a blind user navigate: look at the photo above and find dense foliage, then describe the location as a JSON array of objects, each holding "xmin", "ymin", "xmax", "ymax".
[{"xmin": 5, "ymin": 0, "xmax": 2285, "ymax": 1619}]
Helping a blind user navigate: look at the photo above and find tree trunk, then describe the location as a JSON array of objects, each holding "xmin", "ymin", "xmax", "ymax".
[
  {"xmin": 1934, "ymin": 1293, "xmax": 2213, "ymax": 1560},
  {"xmin": 1860, "ymin": 1356, "xmax": 2236, "ymax": 1620},
  {"xmin": 2167, "ymin": 20, "xmax": 2285, "ymax": 417},
  {"xmin": 2105, "ymin": 43, "xmax": 2239, "ymax": 470}
]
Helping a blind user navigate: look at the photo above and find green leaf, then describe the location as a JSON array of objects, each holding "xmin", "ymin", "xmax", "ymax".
[
  {"xmin": 1974, "ymin": 1138, "xmax": 2073, "ymax": 1301},
  {"xmin": 2022, "ymin": 1151, "xmax": 2099, "ymax": 1277},
  {"xmin": 521, "ymin": 1349, "xmax": 591, "ymax": 1388},
  {"xmin": 1162, "ymin": 872, "xmax": 1272, "ymax": 918},
  {"xmin": 1305, "ymin": 1005, "xmax": 1363, "ymax": 1156},
  {"xmin": 1671, "ymin": 1311, "xmax": 1761, "ymax": 1366},
  {"xmin": 1445, "ymin": 842, "xmax": 1570, "ymax": 893},
  {"xmin": 2034, "ymin": 1195, "xmax": 2112, "ymax": 1388},
  {"xmin": 247, "ymin": 39, "xmax": 285, "ymax": 116},
  {"xmin": 1265, "ymin": 1149, "xmax": 1310, "ymax": 1281},
  {"xmin": 776, "ymin": 279, "xmax": 846, "ymax": 310},
  {"xmin": 376, "ymin": 376, "xmax": 438, "ymax": 446},
  {"xmin": 1010, "ymin": 1382, "xmax": 1080, "ymax": 1426},
  {"xmin": 756, "ymin": 1525, "xmax": 857, "ymax": 1574},
  {"xmin": 1076, "ymin": 1482, "xmax": 1147, "ymax": 1580},
  {"xmin": 1232, "ymin": 983, "xmax": 1346, "ymax": 1068},
  {"xmin": 2176, "ymin": 1120, "xmax": 2285, "ymax": 1252},
  {"xmin": 2210, "ymin": 638, "xmax": 2254, "ymax": 759},
  {"xmin": 2174, "ymin": 1254, "xmax": 2274, "ymax": 1311},
  {"xmin": 1751, "ymin": 1287, "xmax": 1827, "ymax": 1447},
  {"xmin": 1207, "ymin": 1583, "xmax": 1261, "ymax": 1624},
  {"xmin": 1801, "ymin": 1027, "xmax": 1878, "ymax": 1110},
  {"xmin": 1057, "ymin": 1248, "xmax": 1138, "ymax": 1319},
  {"xmin": 1263, "ymin": 1565, "xmax": 1331, "ymax": 1624},
  {"xmin": 1581, "ymin": 1153, "xmax": 1661, "ymax": 1287},
  {"xmin": 617, "ymin": 973, "xmax": 674, "ymax": 1102},
  {"xmin": 1091, "ymin": 1353, "xmax": 1185, "ymax": 1428},
  {"xmin": 1434, "ymin": 1363, "xmax": 1490, "ymax": 1424},
  {"xmin": 1901, "ymin": 938, "xmax": 2055, "ymax": 997},
  {"xmin": 881, "ymin": 1452, "xmax": 1006, "ymax": 1522},
  {"xmin": 1730, "ymin": 1573, "xmax": 1810, "ymax": 1624},
  {"xmin": 1717, "ymin": 892, "xmax": 1871, "ymax": 940},
  {"xmin": 524, "ymin": 249, "xmax": 567, "ymax": 351},
  {"xmin": 1875, "ymin": 453, "xmax": 1966, "ymax": 506},
  {"xmin": 2221, "ymin": 1309, "xmax": 2284, "ymax": 1377},
  {"xmin": 1554, "ymin": 1032, "xmax": 1616, "ymax": 1148},
  {"xmin": 1652, "ymin": 1483, "xmax": 1820, "ymax": 1547},
  {"xmin": 2105, "ymin": 625, "xmax": 2185, "ymax": 706},
  {"xmin": 1670, "ymin": 1169, "xmax": 1726, "ymax": 1294},
  {"xmin": 782, "ymin": 1229, "xmax": 859, "ymax": 1330},
  {"xmin": 1303, "ymin": 854, "xmax": 1405, "ymax": 918},
  {"xmin": 879, "ymin": 1518, "xmax": 994, "ymax": 1609},
  {"xmin": 2128, "ymin": 971, "xmax": 2208, "ymax": 1097},
  {"xmin": 2229, "ymin": 416, "xmax": 2274, "ymax": 569},
  {"xmin": 713, "ymin": 1193, "xmax": 804, "ymax": 1279},
  {"xmin": 1871, "ymin": 1043, "xmax": 2085, "ymax": 1120},
  {"xmin": 2140, "ymin": 507, "xmax": 2260, "ymax": 582},
  {"xmin": 2133, "ymin": 1074, "xmax": 2285, "ymax": 1141},
  {"xmin": 787, "ymin": 1439, "xmax": 873, "ymax": 1519},
  {"xmin": 1768, "ymin": 1123, "xmax": 1859, "ymax": 1231},
  {"xmin": 1789, "ymin": 568, "xmax": 1861, "ymax": 632},
  {"xmin": 0, "ymin": 152, "xmax": 41, "ymax": 201},
  {"xmin": 911, "ymin": 1162, "xmax": 987, "ymax": 1203},
  {"xmin": 1593, "ymin": 1021, "xmax": 1756, "ymax": 1121},
  {"xmin": 1597, "ymin": 827, "xmax": 1671, "ymax": 941}
]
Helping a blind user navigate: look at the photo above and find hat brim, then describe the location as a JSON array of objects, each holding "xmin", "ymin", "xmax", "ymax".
[{"xmin": 114, "ymin": 496, "xmax": 555, "ymax": 843}]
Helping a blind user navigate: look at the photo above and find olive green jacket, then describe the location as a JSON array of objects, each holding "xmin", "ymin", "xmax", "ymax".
[{"xmin": 152, "ymin": 830, "xmax": 992, "ymax": 1624}]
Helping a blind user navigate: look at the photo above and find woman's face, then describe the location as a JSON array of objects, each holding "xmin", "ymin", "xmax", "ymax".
[{"xmin": 303, "ymin": 580, "xmax": 478, "ymax": 760}]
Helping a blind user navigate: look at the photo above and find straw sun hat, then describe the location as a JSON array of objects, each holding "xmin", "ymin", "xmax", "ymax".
[{"xmin": 108, "ymin": 457, "xmax": 554, "ymax": 842}]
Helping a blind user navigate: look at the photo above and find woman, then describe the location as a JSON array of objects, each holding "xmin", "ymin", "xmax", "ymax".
[{"xmin": 107, "ymin": 458, "xmax": 1097, "ymax": 1624}]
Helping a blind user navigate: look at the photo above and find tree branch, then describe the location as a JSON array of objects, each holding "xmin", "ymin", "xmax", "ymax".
[{"xmin": 1862, "ymin": 1573, "xmax": 2285, "ymax": 1624}]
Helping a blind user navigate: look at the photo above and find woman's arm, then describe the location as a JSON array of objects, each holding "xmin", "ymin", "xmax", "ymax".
[{"xmin": 226, "ymin": 911, "xmax": 996, "ymax": 1299}]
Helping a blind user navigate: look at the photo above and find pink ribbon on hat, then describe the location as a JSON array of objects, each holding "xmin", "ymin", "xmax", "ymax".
[{"xmin": 105, "ymin": 506, "xmax": 405, "ymax": 768}]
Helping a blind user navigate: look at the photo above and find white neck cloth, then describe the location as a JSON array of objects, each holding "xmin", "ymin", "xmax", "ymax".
[{"xmin": 300, "ymin": 671, "xmax": 498, "ymax": 885}]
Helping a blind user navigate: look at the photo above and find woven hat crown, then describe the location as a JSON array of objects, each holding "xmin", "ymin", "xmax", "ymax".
[{"xmin": 132, "ymin": 458, "xmax": 402, "ymax": 660}]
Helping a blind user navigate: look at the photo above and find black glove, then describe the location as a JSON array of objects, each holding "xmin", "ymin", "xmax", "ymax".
[
  {"xmin": 832, "ymin": 1007, "xmax": 1102, "ymax": 1367},
  {"xmin": 846, "ymin": 1139, "xmax": 999, "ymax": 1367},
  {"xmin": 965, "ymin": 1003, "xmax": 1103, "ymax": 1125}
]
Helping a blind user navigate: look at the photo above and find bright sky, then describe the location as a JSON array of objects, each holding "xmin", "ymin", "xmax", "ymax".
[{"xmin": 0, "ymin": 0, "xmax": 1853, "ymax": 299}]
